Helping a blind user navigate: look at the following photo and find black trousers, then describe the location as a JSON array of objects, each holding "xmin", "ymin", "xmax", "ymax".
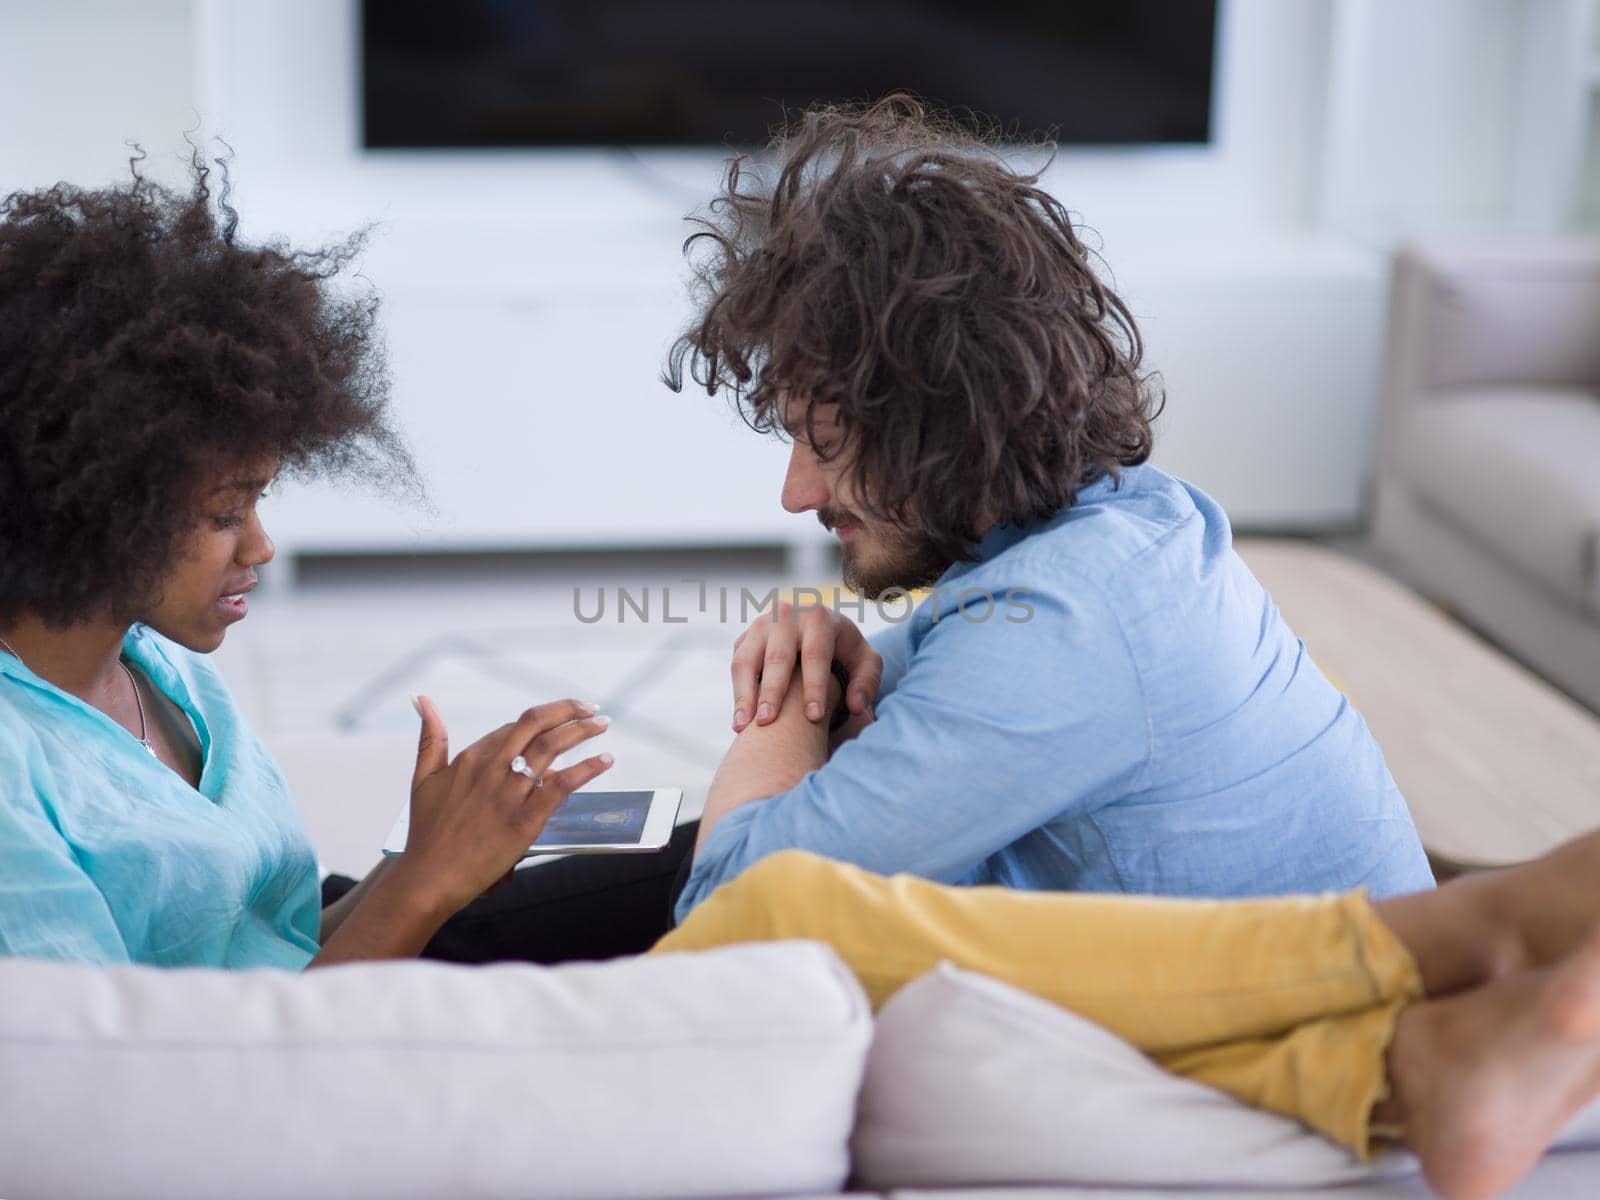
[{"xmin": 320, "ymin": 820, "xmax": 699, "ymax": 964}]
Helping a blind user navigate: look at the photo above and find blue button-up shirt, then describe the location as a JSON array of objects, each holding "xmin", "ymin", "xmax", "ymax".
[{"xmin": 678, "ymin": 465, "xmax": 1433, "ymax": 919}]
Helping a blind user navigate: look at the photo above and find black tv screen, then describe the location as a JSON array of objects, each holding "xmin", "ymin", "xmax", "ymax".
[{"xmin": 362, "ymin": 1, "xmax": 1217, "ymax": 148}]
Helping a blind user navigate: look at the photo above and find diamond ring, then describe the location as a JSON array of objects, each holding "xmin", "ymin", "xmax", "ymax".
[{"xmin": 509, "ymin": 755, "xmax": 544, "ymax": 788}]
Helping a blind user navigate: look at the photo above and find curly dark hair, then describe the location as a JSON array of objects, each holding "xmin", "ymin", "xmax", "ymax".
[
  {"xmin": 0, "ymin": 152, "xmax": 413, "ymax": 627},
  {"xmin": 665, "ymin": 95, "xmax": 1161, "ymax": 566}
]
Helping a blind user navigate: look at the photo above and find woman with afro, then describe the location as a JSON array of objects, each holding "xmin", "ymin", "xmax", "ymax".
[{"xmin": 0, "ymin": 157, "xmax": 621, "ymax": 968}]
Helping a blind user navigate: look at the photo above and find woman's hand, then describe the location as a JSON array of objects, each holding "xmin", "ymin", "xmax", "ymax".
[
  {"xmin": 392, "ymin": 695, "xmax": 614, "ymax": 918},
  {"xmin": 730, "ymin": 603, "xmax": 881, "ymax": 732}
]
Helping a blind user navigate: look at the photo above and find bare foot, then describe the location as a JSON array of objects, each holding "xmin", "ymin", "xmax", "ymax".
[
  {"xmin": 1387, "ymin": 920, "xmax": 1600, "ymax": 1200},
  {"xmin": 1466, "ymin": 828, "xmax": 1600, "ymax": 973}
]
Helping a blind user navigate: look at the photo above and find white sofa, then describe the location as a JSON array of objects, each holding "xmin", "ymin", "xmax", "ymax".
[{"xmin": 4, "ymin": 944, "xmax": 1599, "ymax": 1200}]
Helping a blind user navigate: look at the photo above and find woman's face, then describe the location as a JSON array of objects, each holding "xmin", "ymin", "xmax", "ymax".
[{"xmin": 139, "ymin": 459, "xmax": 278, "ymax": 653}]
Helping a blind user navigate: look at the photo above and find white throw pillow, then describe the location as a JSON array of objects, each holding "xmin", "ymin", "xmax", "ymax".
[
  {"xmin": 0, "ymin": 940, "xmax": 871, "ymax": 1200},
  {"xmin": 851, "ymin": 962, "xmax": 1600, "ymax": 1191}
]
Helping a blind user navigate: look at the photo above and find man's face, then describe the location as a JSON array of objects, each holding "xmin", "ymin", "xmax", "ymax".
[{"xmin": 777, "ymin": 397, "xmax": 948, "ymax": 597}]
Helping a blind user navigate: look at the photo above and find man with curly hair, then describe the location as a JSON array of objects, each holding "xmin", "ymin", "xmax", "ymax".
[{"xmin": 668, "ymin": 97, "xmax": 1434, "ymax": 917}]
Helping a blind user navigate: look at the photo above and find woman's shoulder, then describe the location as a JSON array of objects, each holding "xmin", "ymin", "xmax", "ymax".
[
  {"xmin": 0, "ymin": 665, "xmax": 49, "ymax": 753},
  {"xmin": 0, "ymin": 676, "xmax": 56, "ymax": 813}
]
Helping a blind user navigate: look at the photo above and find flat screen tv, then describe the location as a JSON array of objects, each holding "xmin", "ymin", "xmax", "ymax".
[{"xmin": 362, "ymin": 1, "xmax": 1218, "ymax": 148}]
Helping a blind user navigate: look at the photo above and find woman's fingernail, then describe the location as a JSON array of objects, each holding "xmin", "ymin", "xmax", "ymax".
[
  {"xmin": 757, "ymin": 702, "xmax": 773, "ymax": 722},
  {"xmin": 409, "ymin": 694, "xmax": 423, "ymax": 717},
  {"xmin": 577, "ymin": 700, "xmax": 597, "ymax": 713},
  {"xmin": 592, "ymin": 714, "xmax": 611, "ymax": 727},
  {"xmin": 733, "ymin": 708, "xmax": 748, "ymax": 727},
  {"xmin": 599, "ymin": 752, "xmax": 614, "ymax": 765},
  {"xmin": 806, "ymin": 701, "xmax": 821, "ymax": 720}
]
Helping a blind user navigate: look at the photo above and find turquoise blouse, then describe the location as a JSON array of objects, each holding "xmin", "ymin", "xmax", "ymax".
[{"xmin": 0, "ymin": 626, "xmax": 320, "ymax": 968}]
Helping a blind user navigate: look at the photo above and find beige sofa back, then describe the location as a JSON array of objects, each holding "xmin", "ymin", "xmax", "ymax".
[{"xmin": 1385, "ymin": 241, "xmax": 1600, "ymax": 403}]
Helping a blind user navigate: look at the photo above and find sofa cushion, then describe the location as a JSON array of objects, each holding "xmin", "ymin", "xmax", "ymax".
[
  {"xmin": 0, "ymin": 940, "xmax": 871, "ymax": 1200},
  {"xmin": 1399, "ymin": 243, "xmax": 1600, "ymax": 392},
  {"xmin": 851, "ymin": 963, "xmax": 1600, "ymax": 1191},
  {"xmin": 1399, "ymin": 388, "xmax": 1600, "ymax": 615}
]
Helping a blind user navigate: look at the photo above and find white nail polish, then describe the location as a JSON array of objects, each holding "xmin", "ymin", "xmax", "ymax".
[
  {"xmin": 592, "ymin": 714, "xmax": 611, "ymax": 727},
  {"xmin": 409, "ymin": 694, "xmax": 423, "ymax": 717}
]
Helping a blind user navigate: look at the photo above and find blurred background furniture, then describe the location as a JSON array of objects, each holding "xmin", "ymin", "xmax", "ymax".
[{"xmin": 1372, "ymin": 240, "xmax": 1600, "ymax": 713}]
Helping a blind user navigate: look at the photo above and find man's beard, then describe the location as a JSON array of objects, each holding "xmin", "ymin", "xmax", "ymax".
[{"xmin": 839, "ymin": 524, "xmax": 949, "ymax": 599}]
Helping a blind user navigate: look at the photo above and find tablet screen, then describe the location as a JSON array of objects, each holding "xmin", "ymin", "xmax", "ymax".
[{"xmin": 534, "ymin": 790, "xmax": 653, "ymax": 846}]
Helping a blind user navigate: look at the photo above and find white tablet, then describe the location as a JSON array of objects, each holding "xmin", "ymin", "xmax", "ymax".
[{"xmin": 381, "ymin": 788, "xmax": 683, "ymax": 858}]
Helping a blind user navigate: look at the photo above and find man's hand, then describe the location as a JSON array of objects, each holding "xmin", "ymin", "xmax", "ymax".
[{"xmin": 730, "ymin": 602, "xmax": 881, "ymax": 732}]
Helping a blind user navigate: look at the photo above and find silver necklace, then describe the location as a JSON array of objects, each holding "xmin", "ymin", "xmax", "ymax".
[
  {"xmin": 118, "ymin": 660, "xmax": 157, "ymax": 756},
  {"xmin": 0, "ymin": 631, "xmax": 157, "ymax": 757}
]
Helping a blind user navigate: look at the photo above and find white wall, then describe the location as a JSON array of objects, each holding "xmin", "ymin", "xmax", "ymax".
[
  {"xmin": 196, "ymin": 0, "xmax": 1333, "ymax": 244},
  {"xmin": 0, "ymin": 0, "xmax": 1576, "ymax": 552},
  {"xmin": 1317, "ymin": 0, "xmax": 1539, "ymax": 239},
  {"xmin": 0, "ymin": 0, "xmax": 196, "ymax": 188}
]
